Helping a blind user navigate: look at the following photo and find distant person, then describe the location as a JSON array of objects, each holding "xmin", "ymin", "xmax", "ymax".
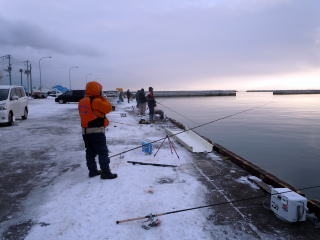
[
  {"xmin": 78, "ymin": 81, "xmax": 117, "ymax": 180},
  {"xmin": 119, "ymin": 90, "xmax": 124, "ymax": 102},
  {"xmin": 135, "ymin": 90, "xmax": 140, "ymax": 108},
  {"xmin": 126, "ymin": 89, "xmax": 131, "ymax": 103},
  {"xmin": 147, "ymin": 87, "xmax": 156, "ymax": 122},
  {"xmin": 138, "ymin": 88, "xmax": 147, "ymax": 116}
]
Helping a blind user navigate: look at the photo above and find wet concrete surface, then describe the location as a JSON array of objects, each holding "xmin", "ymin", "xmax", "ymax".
[
  {"xmin": 0, "ymin": 100, "xmax": 82, "ymax": 239},
  {"xmin": 191, "ymin": 152, "xmax": 320, "ymax": 239}
]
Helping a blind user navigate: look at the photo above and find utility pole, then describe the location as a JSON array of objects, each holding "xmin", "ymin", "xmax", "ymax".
[
  {"xmin": 69, "ymin": 66, "xmax": 79, "ymax": 90},
  {"xmin": 1, "ymin": 55, "xmax": 12, "ymax": 85},
  {"xmin": 19, "ymin": 69, "xmax": 23, "ymax": 86},
  {"xmin": 24, "ymin": 61, "xmax": 30, "ymax": 94},
  {"xmin": 38, "ymin": 56, "xmax": 52, "ymax": 90},
  {"xmin": 7, "ymin": 55, "xmax": 12, "ymax": 85},
  {"xmin": 30, "ymin": 64, "xmax": 33, "ymax": 94}
]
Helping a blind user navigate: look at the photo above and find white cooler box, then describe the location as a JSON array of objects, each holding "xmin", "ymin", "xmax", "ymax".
[{"xmin": 270, "ymin": 188, "xmax": 307, "ymax": 222}]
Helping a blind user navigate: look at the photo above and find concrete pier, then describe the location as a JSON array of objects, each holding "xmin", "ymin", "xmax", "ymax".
[
  {"xmin": 273, "ymin": 90, "xmax": 320, "ymax": 95},
  {"xmin": 154, "ymin": 90, "xmax": 236, "ymax": 97}
]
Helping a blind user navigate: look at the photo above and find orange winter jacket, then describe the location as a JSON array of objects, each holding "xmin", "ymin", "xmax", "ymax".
[{"xmin": 78, "ymin": 81, "xmax": 112, "ymax": 128}]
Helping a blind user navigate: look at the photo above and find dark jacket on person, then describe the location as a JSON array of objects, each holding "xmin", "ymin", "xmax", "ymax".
[
  {"xmin": 135, "ymin": 90, "xmax": 140, "ymax": 106},
  {"xmin": 147, "ymin": 91, "xmax": 156, "ymax": 114},
  {"xmin": 138, "ymin": 89, "xmax": 147, "ymax": 104}
]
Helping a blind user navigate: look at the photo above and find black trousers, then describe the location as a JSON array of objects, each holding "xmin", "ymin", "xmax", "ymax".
[{"xmin": 82, "ymin": 133, "xmax": 110, "ymax": 173}]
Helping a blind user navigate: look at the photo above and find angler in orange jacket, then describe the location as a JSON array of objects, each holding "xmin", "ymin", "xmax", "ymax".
[{"xmin": 78, "ymin": 81, "xmax": 117, "ymax": 179}]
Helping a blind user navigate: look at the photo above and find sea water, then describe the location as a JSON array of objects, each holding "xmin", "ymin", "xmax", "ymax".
[{"xmin": 159, "ymin": 92, "xmax": 320, "ymax": 200}]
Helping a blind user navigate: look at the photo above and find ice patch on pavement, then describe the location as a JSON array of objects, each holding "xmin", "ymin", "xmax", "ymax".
[{"xmin": 236, "ymin": 176, "xmax": 260, "ymax": 190}]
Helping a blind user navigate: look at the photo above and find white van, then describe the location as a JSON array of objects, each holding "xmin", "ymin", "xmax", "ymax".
[{"xmin": 0, "ymin": 85, "xmax": 28, "ymax": 125}]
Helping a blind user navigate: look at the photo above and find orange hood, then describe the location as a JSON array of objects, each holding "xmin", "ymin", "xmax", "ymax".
[{"xmin": 85, "ymin": 81, "xmax": 102, "ymax": 97}]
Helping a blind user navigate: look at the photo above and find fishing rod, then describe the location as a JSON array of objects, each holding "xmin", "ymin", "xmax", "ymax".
[
  {"xmin": 127, "ymin": 161, "xmax": 178, "ymax": 168},
  {"xmin": 157, "ymin": 101, "xmax": 198, "ymax": 124},
  {"xmin": 110, "ymin": 120, "xmax": 136, "ymax": 127},
  {"xmin": 116, "ymin": 184, "xmax": 320, "ymax": 224},
  {"xmin": 109, "ymin": 102, "xmax": 271, "ymax": 159}
]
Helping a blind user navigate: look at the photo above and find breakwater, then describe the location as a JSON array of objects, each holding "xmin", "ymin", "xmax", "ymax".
[
  {"xmin": 273, "ymin": 90, "xmax": 320, "ymax": 95},
  {"xmin": 154, "ymin": 90, "xmax": 236, "ymax": 97}
]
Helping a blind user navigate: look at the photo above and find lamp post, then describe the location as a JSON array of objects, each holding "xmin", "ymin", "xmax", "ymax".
[
  {"xmin": 19, "ymin": 69, "xmax": 23, "ymax": 86},
  {"xmin": 38, "ymin": 56, "xmax": 52, "ymax": 90},
  {"xmin": 69, "ymin": 66, "xmax": 79, "ymax": 90},
  {"xmin": 85, "ymin": 73, "xmax": 92, "ymax": 84}
]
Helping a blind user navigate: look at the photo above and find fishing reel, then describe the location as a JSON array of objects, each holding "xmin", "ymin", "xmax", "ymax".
[{"xmin": 141, "ymin": 214, "xmax": 161, "ymax": 230}]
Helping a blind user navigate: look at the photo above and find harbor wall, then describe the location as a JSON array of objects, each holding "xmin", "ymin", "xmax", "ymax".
[
  {"xmin": 273, "ymin": 90, "xmax": 320, "ymax": 95},
  {"xmin": 154, "ymin": 90, "xmax": 236, "ymax": 97}
]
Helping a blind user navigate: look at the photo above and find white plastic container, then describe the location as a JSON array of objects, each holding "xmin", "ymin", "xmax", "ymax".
[{"xmin": 270, "ymin": 188, "xmax": 307, "ymax": 222}]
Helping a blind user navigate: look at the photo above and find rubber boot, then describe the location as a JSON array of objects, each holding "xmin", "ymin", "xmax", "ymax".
[
  {"xmin": 101, "ymin": 167, "xmax": 117, "ymax": 180},
  {"xmin": 89, "ymin": 170, "xmax": 101, "ymax": 178}
]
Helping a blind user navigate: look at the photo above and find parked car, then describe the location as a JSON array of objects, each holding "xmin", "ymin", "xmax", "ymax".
[
  {"xmin": 31, "ymin": 91, "xmax": 48, "ymax": 99},
  {"xmin": 55, "ymin": 90, "xmax": 85, "ymax": 104},
  {"xmin": 0, "ymin": 85, "xmax": 28, "ymax": 125},
  {"xmin": 48, "ymin": 90, "xmax": 63, "ymax": 97},
  {"xmin": 103, "ymin": 91, "xmax": 117, "ymax": 97}
]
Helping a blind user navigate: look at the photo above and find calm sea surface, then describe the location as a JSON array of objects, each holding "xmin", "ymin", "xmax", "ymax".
[{"xmin": 159, "ymin": 92, "xmax": 320, "ymax": 200}]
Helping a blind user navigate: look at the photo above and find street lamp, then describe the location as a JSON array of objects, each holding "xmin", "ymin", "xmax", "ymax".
[
  {"xmin": 69, "ymin": 66, "xmax": 79, "ymax": 90},
  {"xmin": 19, "ymin": 69, "xmax": 23, "ymax": 86},
  {"xmin": 38, "ymin": 56, "xmax": 52, "ymax": 90},
  {"xmin": 85, "ymin": 73, "xmax": 92, "ymax": 84}
]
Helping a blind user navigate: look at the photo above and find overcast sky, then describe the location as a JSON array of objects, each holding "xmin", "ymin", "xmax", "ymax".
[{"xmin": 0, "ymin": 0, "xmax": 320, "ymax": 90}]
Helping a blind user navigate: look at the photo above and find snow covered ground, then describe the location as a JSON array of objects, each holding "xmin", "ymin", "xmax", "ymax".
[{"xmin": 1, "ymin": 98, "xmax": 319, "ymax": 240}]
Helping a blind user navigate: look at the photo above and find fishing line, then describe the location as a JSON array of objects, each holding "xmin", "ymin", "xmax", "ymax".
[
  {"xmin": 157, "ymin": 101, "xmax": 199, "ymax": 125},
  {"xmin": 109, "ymin": 101, "xmax": 271, "ymax": 159},
  {"xmin": 116, "ymin": 184, "xmax": 320, "ymax": 224}
]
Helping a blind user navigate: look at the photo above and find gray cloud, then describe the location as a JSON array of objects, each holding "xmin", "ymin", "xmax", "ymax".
[
  {"xmin": 0, "ymin": 0, "xmax": 319, "ymax": 90},
  {"xmin": 0, "ymin": 15, "xmax": 102, "ymax": 57}
]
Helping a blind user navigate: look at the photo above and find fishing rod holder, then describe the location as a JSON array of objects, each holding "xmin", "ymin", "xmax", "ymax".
[{"xmin": 154, "ymin": 134, "xmax": 180, "ymax": 159}]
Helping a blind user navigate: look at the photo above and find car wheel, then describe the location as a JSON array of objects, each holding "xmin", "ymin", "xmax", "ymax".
[
  {"xmin": 8, "ymin": 112, "xmax": 14, "ymax": 126},
  {"xmin": 59, "ymin": 99, "xmax": 64, "ymax": 104},
  {"xmin": 22, "ymin": 107, "xmax": 28, "ymax": 120}
]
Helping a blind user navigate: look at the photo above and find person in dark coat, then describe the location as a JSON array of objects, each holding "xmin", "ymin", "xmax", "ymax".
[
  {"xmin": 135, "ymin": 90, "xmax": 140, "ymax": 108},
  {"xmin": 138, "ymin": 88, "xmax": 147, "ymax": 115},
  {"xmin": 147, "ymin": 87, "xmax": 156, "ymax": 122},
  {"xmin": 119, "ymin": 90, "xmax": 124, "ymax": 102},
  {"xmin": 126, "ymin": 89, "xmax": 131, "ymax": 103}
]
